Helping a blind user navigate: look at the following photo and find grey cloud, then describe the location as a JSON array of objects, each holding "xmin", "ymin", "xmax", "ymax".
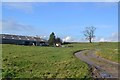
[
  {"xmin": 93, "ymin": 32, "xmax": 118, "ymax": 42},
  {"xmin": 2, "ymin": 20, "xmax": 36, "ymax": 34},
  {"xmin": 3, "ymin": 2, "xmax": 37, "ymax": 13},
  {"xmin": 62, "ymin": 36, "xmax": 74, "ymax": 42},
  {"xmin": 108, "ymin": 32, "xmax": 118, "ymax": 42}
]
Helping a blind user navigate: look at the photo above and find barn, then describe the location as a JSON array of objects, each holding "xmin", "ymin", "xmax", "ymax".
[{"xmin": 0, "ymin": 34, "xmax": 48, "ymax": 46}]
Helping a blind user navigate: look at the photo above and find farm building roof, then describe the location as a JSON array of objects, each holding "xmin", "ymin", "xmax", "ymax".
[{"xmin": 0, "ymin": 34, "xmax": 47, "ymax": 42}]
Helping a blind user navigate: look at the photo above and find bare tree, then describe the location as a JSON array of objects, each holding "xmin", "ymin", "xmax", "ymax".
[{"xmin": 83, "ymin": 26, "xmax": 96, "ymax": 43}]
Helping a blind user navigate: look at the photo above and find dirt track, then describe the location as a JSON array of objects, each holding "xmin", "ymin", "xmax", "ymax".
[{"xmin": 74, "ymin": 50, "xmax": 119, "ymax": 78}]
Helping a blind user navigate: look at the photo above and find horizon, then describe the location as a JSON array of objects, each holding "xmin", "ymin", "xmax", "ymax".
[
  {"xmin": 0, "ymin": 33, "xmax": 119, "ymax": 42},
  {"xmin": 1, "ymin": 2, "xmax": 118, "ymax": 42}
]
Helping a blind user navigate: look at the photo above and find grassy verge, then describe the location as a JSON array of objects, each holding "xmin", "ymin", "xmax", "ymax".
[
  {"xmin": 67, "ymin": 42, "xmax": 119, "ymax": 63},
  {"xmin": 94, "ymin": 42, "xmax": 119, "ymax": 63}
]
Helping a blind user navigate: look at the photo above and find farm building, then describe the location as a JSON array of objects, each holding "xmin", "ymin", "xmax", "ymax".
[{"xmin": 0, "ymin": 34, "xmax": 48, "ymax": 46}]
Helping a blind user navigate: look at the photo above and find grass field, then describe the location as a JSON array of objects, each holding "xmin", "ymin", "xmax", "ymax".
[
  {"xmin": 67, "ymin": 42, "xmax": 119, "ymax": 63},
  {"xmin": 94, "ymin": 42, "xmax": 119, "ymax": 63},
  {"xmin": 2, "ymin": 42, "xmax": 119, "ymax": 78},
  {"xmin": 2, "ymin": 44, "xmax": 90, "ymax": 78}
]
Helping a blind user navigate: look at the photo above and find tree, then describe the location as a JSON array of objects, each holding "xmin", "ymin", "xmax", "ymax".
[
  {"xmin": 83, "ymin": 26, "xmax": 96, "ymax": 43},
  {"xmin": 48, "ymin": 32, "xmax": 56, "ymax": 46},
  {"xmin": 55, "ymin": 37, "xmax": 62, "ymax": 44}
]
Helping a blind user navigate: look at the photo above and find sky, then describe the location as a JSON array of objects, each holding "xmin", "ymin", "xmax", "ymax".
[{"xmin": 1, "ymin": 2, "xmax": 118, "ymax": 42}]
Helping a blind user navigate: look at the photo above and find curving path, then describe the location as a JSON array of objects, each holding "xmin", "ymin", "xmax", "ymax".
[{"xmin": 74, "ymin": 50, "xmax": 119, "ymax": 78}]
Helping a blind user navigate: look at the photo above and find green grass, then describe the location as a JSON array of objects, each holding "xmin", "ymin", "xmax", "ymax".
[
  {"xmin": 67, "ymin": 42, "xmax": 119, "ymax": 63},
  {"xmin": 2, "ymin": 42, "xmax": 119, "ymax": 78},
  {"xmin": 94, "ymin": 42, "xmax": 119, "ymax": 63},
  {"xmin": 70, "ymin": 42, "xmax": 120, "ymax": 62},
  {"xmin": 2, "ymin": 44, "xmax": 90, "ymax": 78}
]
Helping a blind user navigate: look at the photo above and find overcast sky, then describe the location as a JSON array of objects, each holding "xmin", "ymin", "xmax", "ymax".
[{"xmin": 1, "ymin": 2, "xmax": 118, "ymax": 42}]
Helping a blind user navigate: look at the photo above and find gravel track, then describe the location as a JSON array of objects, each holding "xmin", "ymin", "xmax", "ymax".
[{"xmin": 74, "ymin": 50, "xmax": 119, "ymax": 78}]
